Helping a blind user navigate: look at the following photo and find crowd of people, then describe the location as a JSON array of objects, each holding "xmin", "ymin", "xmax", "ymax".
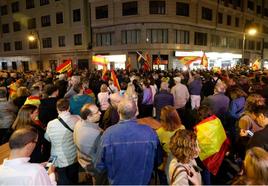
[{"xmin": 0, "ymin": 65, "xmax": 267, "ymax": 185}]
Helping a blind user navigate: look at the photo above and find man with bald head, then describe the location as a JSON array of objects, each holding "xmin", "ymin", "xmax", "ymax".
[{"xmin": 95, "ymin": 98, "xmax": 160, "ymax": 185}]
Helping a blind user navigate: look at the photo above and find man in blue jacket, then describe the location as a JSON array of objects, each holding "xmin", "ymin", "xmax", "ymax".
[{"xmin": 95, "ymin": 99, "xmax": 161, "ymax": 185}]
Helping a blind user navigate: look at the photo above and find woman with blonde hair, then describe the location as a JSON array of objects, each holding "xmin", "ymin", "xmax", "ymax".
[
  {"xmin": 156, "ymin": 105, "xmax": 185, "ymax": 184},
  {"xmin": 124, "ymin": 83, "xmax": 139, "ymax": 116},
  {"xmin": 243, "ymin": 147, "xmax": 268, "ymax": 184},
  {"xmin": 169, "ymin": 129, "xmax": 201, "ymax": 185}
]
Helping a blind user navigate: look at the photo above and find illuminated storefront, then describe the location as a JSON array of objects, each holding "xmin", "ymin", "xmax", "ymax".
[
  {"xmin": 174, "ymin": 51, "xmax": 242, "ymax": 70},
  {"xmin": 95, "ymin": 55, "xmax": 126, "ymax": 70}
]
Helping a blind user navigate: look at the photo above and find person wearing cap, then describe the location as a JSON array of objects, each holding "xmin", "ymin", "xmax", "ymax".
[{"xmin": 171, "ymin": 76, "xmax": 189, "ymax": 122}]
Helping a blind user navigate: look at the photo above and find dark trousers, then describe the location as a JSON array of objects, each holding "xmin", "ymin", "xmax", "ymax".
[{"xmin": 56, "ymin": 162, "xmax": 79, "ymax": 185}]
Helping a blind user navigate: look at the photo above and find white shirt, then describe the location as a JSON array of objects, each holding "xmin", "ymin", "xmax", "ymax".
[
  {"xmin": 45, "ymin": 111, "xmax": 80, "ymax": 168},
  {"xmin": 0, "ymin": 157, "xmax": 56, "ymax": 186}
]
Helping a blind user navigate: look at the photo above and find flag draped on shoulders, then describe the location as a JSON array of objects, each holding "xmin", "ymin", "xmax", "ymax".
[
  {"xmin": 177, "ymin": 56, "xmax": 201, "ymax": 66},
  {"xmin": 194, "ymin": 115, "xmax": 230, "ymax": 175}
]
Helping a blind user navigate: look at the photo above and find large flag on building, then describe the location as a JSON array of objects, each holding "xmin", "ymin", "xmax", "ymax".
[
  {"xmin": 201, "ymin": 53, "xmax": 208, "ymax": 68},
  {"xmin": 194, "ymin": 115, "xmax": 230, "ymax": 175},
  {"xmin": 92, "ymin": 55, "xmax": 109, "ymax": 66},
  {"xmin": 56, "ymin": 60, "xmax": 72, "ymax": 75},
  {"xmin": 178, "ymin": 56, "xmax": 201, "ymax": 66},
  {"xmin": 111, "ymin": 70, "xmax": 121, "ymax": 91}
]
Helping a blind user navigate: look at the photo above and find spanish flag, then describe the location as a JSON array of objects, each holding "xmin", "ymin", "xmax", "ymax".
[
  {"xmin": 111, "ymin": 70, "xmax": 121, "ymax": 91},
  {"xmin": 252, "ymin": 59, "xmax": 261, "ymax": 71},
  {"xmin": 92, "ymin": 55, "xmax": 109, "ymax": 66},
  {"xmin": 102, "ymin": 65, "xmax": 108, "ymax": 80},
  {"xmin": 56, "ymin": 60, "xmax": 72, "ymax": 74},
  {"xmin": 177, "ymin": 56, "xmax": 201, "ymax": 66},
  {"xmin": 194, "ymin": 115, "xmax": 230, "ymax": 175},
  {"xmin": 201, "ymin": 53, "xmax": 208, "ymax": 68},
  {"xmin": 126, "ymin": 56, "xmax": 131, "ymax": 71}
]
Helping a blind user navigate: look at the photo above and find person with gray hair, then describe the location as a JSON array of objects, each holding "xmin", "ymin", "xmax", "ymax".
[
  {"xmin": 64, "ymin": 75, "xmax": 80, "ymax": 99},
  {"xmin": 95, "ymin": 98, "xmax": 161, "ymax": 185},
  {"xmin": 154, "ymin": 81, "xmax": 174, "ymax": 120},
  {"xmin": 202, "ymin": 81, "xmax": 230, "ymax": 120}
]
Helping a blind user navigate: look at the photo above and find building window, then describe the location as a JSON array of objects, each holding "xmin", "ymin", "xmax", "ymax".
[
  {"xmin": 194, "ymin": 32, "xmax": 207, "ymax": 46},
  {"xmin": 121, "ymin": 30, "xmax": 140, "ymax": 44},
  {"xmin": 218, "ymin": 12, "xmax": 223, "ymax": 24},
  {"xmin": 122, "ymin": 1, "xmax": 138, "ymax": 16},
  {"xmin": 2, "ymin": 62, "xmax": 8, "ymax": 70},
  {"xmin": 13, "ymin": 22, "xmax": 21, "ymax": 32},
  {"xmin": 96, "ymin": 5, "xmax": 108, "ymax": 19},
  {"xmin": 235, "ymin": 17, "xmax": 239, "ymax": 27},
  {"xmin": 256, "ymin": 41, "xmax": 261, "ymax": 50},
  {"xmin": 96, "ymin": 33, "xmax": 112, "ymax": 46},
  {"xmin": 247, "ymin": 40, "xmax": 255, "ymax": 50},
  {"xmin": 211, "ymin": 34, "xmax": 220, "ymax": 47},
  {"xmin": 15, "ymin": 41, "xmax": 22, "ymax": 50},
  {"xmin": 227, "ymin": 37, "xmax": 236, "ymax": 48},
  {"xmin": 27, "ymin": 18, "xmax": 36, "ymax": 29},
  {"xmin": 257, "ymin": 5, "xmax": 261, "ymax": 14},
  {"xmin": 1, "ymin": 5, "xmax": 8, "ymax": 16},
  {"xmin": 176, "ymin": 30, "xmax": 189, "ymax": 44},
  {"xmin": 26, "ymin": 0, "xmax": 35, "ymax": 9},
  {"xmin": 3, "ymin": 43, "xmax": 11, "ymax": 51},
  {"xmin": 56, "ymin": 12, "xmax": 63, "ymax": 24},
  {"xmin": 41, "ymin": 15, "xmax": 51, "ymax": 27},
  {"xmin": 149, "ymin": 1, "xmax": 165, "ymax": 15},
  {"xmin": 58, "ymin": 36, "xmax": 65, "ymax": 47},
  {"xmin": 2, "ymin": 24, "xmax": 9, "ymax": 33},
  {"xmin": 40, "ymin": 0, "xmax": 49, "ymax": 6},
  {"xmin": 42, "ymin": 37, "xmax": 52, "ymax": 48},
  {"xmin": 74, "ymin": 34, "xmax": 82, "ymax": 45},
  {"xmin": 11, "ymin": 2, "xmax": 19, "ymax": 13},
  {"xmin": 247, "ymin": 0, "xmax": 254, "ymax": 11},
  {"xmin": 12, "ymin": 62, "xmax": 17, "ymax": 70},
  {"xmin": 227, "ymin": 15, "xmax": 232, "ymax": 26},
  {"xmin": 29, "ymin": 40, "xmax": 38, "ymax": 49},
  {"xmin": 147, "ymin": 29, "xmax": 168, "ymax": 43},
  {"xmin": 176, "ymin": 2, "xmax": 189, "ymax": 17},
  {"xmin": 202, "ymin": 7, "xmax": 212, "ymax": 21},
  {"xmin": 73, "ymin": 9, "xmax": 81, "ymax": 22}
]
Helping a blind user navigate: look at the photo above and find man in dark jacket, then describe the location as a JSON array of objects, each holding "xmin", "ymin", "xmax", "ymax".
[
  {"xmin": 154, "ymin": 82, "xmax": 174, "ymax": 120},
  {"xmin": 39, "ymin": 84, "xmax": 59, "ymax": 127}
]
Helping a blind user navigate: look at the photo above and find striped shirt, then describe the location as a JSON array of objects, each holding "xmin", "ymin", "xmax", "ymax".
[{"xmin": 45, "ymin": 111, "xmax": 80, "ymax": 168}]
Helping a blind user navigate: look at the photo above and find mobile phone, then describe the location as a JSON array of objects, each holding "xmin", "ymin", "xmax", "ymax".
[
  {"xmin": 246, "ymin": 130, "xmax": 254, "ymax": 137},
  {"xmin": 45, "ymin": 155, "xmax": 57, "ymax": 170}
]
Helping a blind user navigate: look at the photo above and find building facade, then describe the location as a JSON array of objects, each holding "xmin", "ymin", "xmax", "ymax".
[
  {"xmin": 0, "ymin": 0, "xmax": 91, "ymax": 71},
  {"xmin": 89, "ymin": 0, "xmax": 268, "ymax": 70}
]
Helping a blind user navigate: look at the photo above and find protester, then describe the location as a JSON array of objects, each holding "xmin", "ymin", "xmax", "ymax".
[
  {"xmin": 45, "ymin": 99, "xmax": 80, "ymax": 185},
  {"xmin": 74, "ymin": 103, "xmax": 102, "ymax": 184},
  {"xmin": 24, "ymin": 85, "xmax": 41, "ymax": 106},
  {"xmin": 0, "ymin": 128, "xmax": 56, "ymax": 186},
  {"xmin": 169, "ymin": 129, "xmax": 202, "ymax": 185},
  {"xmin": 13, "ymin": 86, "xmax": 30, "ymax": 110},
  {"xmin": 95, "ymin": 98, "xmax": 161, "ymax": 185},
  {"xmin": 139, "ymin": 79, "xmax": 154, "ymax": 118}
]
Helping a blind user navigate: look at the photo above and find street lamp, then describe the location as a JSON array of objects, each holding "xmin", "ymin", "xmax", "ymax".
[
  {"xmin": 28, "ymin": 31, "xmax": 42, "ymax": 71},
  {"xmin": 242, "ymin": 28, "xmax": 257, "ymax": 64}
]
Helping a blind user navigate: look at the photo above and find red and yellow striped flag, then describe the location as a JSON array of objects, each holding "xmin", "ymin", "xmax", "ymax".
[
  {"xmin": 92, "ymin": 55, "xmax": 109, "ymax": 66},
  {"xmin": 56, "ymin": 60, "xmax": 72, "ymax": 74},
  {"xmin": 102, "ymin": 65, "xmax": 108, "ymax": 80},
  {"xmin": 177, "ymin": 56, "xmax": 201, "ymax": 66},
  {"xmin": 111, "ymin": 70, "xmax": 120, "ymax": 91}
]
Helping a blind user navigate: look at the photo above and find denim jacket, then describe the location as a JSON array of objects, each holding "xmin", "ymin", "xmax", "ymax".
[{"xmin": 95, "ymin": 119, "xmax": 161, "ymax": 185}]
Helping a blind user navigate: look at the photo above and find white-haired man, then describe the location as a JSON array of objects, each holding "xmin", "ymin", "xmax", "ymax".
[{"xmin": 95, "ymin": 99, "xmax": 161, "ymax": 185}]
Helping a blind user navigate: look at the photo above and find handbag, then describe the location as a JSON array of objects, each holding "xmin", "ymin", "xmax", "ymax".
[
  {"xmin": 170, "ymin": 164, "xmax": 193, "ymax": 185},
  {"xmin": 58, "ymin": 117, "xmax": 73, "ymax": 133}
]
